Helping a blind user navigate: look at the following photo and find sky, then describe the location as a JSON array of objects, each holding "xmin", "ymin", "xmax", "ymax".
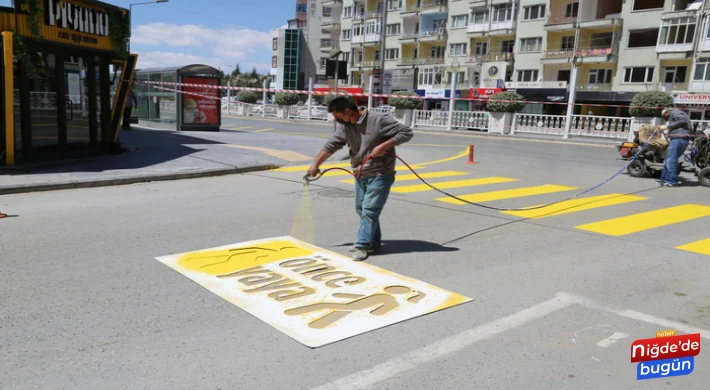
[{"xmin": 1, "ymin": 0, "xmax": 292, "ymax": 74}]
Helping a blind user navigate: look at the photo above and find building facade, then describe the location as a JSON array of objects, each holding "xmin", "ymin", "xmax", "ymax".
[{"xmin": 325, "ymin": 0, "xmax": 710, "ymax": 116}]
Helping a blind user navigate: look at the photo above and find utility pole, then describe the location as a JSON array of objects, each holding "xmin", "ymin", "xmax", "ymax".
[{"xmin": 563, "ymin": 0, "xmax": 584, "ymax": 139}]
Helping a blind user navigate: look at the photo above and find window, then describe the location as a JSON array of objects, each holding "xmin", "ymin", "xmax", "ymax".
[
  {"xmin": 449, "ymin": 43, "xmax": 467, "ymax": 56},
  {"xmin": 343, "ymin": 6, "xmax": 352, "ymax": 17},
  {"xmin": 447, "ymin": 71, "xmax": 466, "ymax": 83},
  {"xmin": 343, "ymin": 29, "xmax": 352, "ymax": 40},
  {"xmin": 517, "ymin": 70, "xmax": 539, "ymax": 82},
  {"xmin": 558, "ymin": 70, "xmax": 571, "ymax": 82},
  {"xmin": 501, "ymin": 40, "xmax": 515, "ymax": 53},
  {"xmin": 343, "ymin": 52, "xmax": 350, "ymax": 63},
  {"xmin": 623, "ymin": 67, "xmax": 655, "ymax": 83},
  {"xmin": 520, "ymin": 37, "xmax": 542, "ymax": 52},
  {"xmin": 418, "ymin": 68, "xmax": 442, "ymax": 85},
  {"xmin": 386, "ymin": 0, "xmax": 402, "ymax": 10},
  {"xmin": 663, "ymin": 66, "xmax": 687, "ymax": 83},
  {"xmin": 320, "ymin": 58, "xmax": 327, "ymax": 69},
  {"xmin": 588, "ymin": 69, "xmax": 613, "ymax": 84},
  {"xmin": 432, "ymin": 18, "xmax": 446, "ymax": 30},
  {"xmin": 628, "ymin": 29, "xmax": 659, "ymax": 47},
  {"xmin": 523, "ymin": 5, "xmax": 546, "ymax": 21},
  {"xmin": 471, "ymin": 8, "xmax": 489, "ymax": 24},
  {"xmin": 561, "ymin": 36, "xmax": 575, "ymax": 50},
  {"xmin": 357, "ymin": 51, "xmax": 363, "ymax": 62},
  {"xmin": 658, "ymin": 18, "xmax": 697, "ymax": 46},
  {"xmin": 365, "ymin": 20, "xmax": 381, "ymax": 35},
  {"xmin": 493, "ymin": 4, "xmax": 513, "ymax": 22},
  {"xmin": 297, "ymin": 3, "xmax": 307, "ymax": 13},
  {"xmin": 451, "ymin": 15, "xmax": 468, "ymax": 28},
  {"xmin": 385, "ymin": 48, "xmax": 399, "ymax": 60},
  {"xmin": 633, "ymin": 0, "xmax": 664, "ymax": 11},
  {"xmin": 272, "ymin": 56, "xmax": 277, "ymax": 68},
  {"xmin": 591, "ymin": 32, "xmax": 613, "ymax": 48},
  {"xmin": 323, "ymin": 6, "xmax": 331, "ymax": 16},
  {"xmin": 272, "ymin": 38, "xmax": 278, "ymax": 50},
  {"xmin": 565, "ymin": 3, "xmax": 579, "ymax": 18},
  {"xmin": 386, "ymin": 24, "xmax": 401, "ymax": 35},
  {"xmin": 474, "ymin": 42, "xmax": 488, "ymax": 55},
  {"xmin": 693, "ymin": 58, "xmax": 710, "ymax": 81},
  {"xmin": 374, "ymin": 50, "xmax": 381, "ymax": 61},
  {"xmin": 431, "ymin": 46, "xmax": 445, "ymax": 58},
  {"xmin": 353, "ymin": 24, "xmax": 363, "ymax": 37}
]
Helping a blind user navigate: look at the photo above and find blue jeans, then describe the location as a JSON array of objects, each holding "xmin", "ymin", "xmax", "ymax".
[
  {"xmin": 354, "ymin": 173, "xmax": 396, "ymax": 249},
  {"xmin": 660, "ymin": 138, "xmax": 689, "ymax": 185}
]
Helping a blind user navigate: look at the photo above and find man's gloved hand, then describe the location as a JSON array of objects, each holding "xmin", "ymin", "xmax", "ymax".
[{"xmin": 307, "ymin": 165, "xmax": 320, "ymax": 178}]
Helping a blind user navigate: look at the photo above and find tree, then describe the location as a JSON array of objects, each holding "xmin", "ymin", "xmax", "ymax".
[
  {"xmin": 249, "ymin": 66, "xmax": 259, "ymax": 80},
  {"xmin": 231, "ymin": 64, "xmax": 241, "ymax": 77}
]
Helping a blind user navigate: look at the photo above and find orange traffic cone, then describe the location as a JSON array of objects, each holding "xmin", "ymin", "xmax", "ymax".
[{"xmin": 467, "ymin": 144, "xmax": 474, "ymax": 164}]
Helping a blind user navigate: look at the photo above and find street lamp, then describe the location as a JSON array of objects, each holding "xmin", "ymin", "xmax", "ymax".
[{"xmin": 128, "ymin": 0, "xmax": 169, "ymax": 52}]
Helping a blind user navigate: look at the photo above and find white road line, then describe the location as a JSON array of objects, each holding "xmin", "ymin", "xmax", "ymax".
[
  {"xmin": 558, "ymin": 292, "xmax": 710, "ymax": 340},
  {"xmin": 309, "ymin": 294, "xmax": 575, "ymax": 390},
  {"xmin": 596, "ymin": 332, "xmax": 629, "ymax": 348}
]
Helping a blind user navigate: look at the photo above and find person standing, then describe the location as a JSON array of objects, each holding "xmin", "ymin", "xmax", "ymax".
[
  {"xmin": 307, "ymin": 97, "xmax": 414, "ymax": 261},
  {"xmin": 657, "ymin": 108, "xmax": 694, "ymax": 187},
  {"xmin": 123, "ymin": 86, "xmax": 138, "ymax": 131}
]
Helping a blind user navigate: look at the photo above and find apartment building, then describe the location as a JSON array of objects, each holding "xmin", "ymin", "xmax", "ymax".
[
  {"xmin": 327, "ymin": 0, "xmax": 710, "ymax": 116},
  {"xmin": 271, "ymin": 0, "xmax": 339, "ymax": 91}
]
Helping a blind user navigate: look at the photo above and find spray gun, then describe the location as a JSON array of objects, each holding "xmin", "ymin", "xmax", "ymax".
[{"xmin": 303, "ymin": 169, "xmax": 321, "ymax": 187}]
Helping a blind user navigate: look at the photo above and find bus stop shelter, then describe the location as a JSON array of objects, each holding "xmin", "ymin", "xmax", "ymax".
[{"xmin": 134, "ymin": 64, "xmax": 222, "ymax": 131}]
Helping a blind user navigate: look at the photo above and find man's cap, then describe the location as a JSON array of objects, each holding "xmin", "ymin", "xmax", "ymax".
[{"xmin": 662, "ymin": 108, "xmax": 672, "ymax": 116}]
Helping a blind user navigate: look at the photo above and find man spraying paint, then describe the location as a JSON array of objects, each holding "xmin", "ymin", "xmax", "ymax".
[{"xmin": 307, "ymin": 97, "xmax": 414, "ymax": 261}]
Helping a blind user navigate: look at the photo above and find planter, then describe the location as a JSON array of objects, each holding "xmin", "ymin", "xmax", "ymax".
[
  {"xmin": 395, "ymin": 108, "xmax": 414, "ymax": 127},
  {"xmin": 279, "ymin": 107, "xmax": 290, "ymax": 119},
  {"xmin": 238, "ymin": 104, "xmax": 248, "ymax": 116},
  {"xmin": 630, "ymin": 117, "xmax": 663, "ymax": 142},
  {"xmin": 488, "ymin": 112, "xmax": 514, "ymax": 134}
]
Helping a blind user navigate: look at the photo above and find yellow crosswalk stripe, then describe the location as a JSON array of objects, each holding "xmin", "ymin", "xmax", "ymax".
[
  {"xmin": 436, "ymin": 185, "xmax": 578, "ymax": 205},
  {"xmin": 575, "ymin": 204, "xmax": 710, "ymax": 237},
  {"xmin": 340, "ymin": 170, "xmax": 468, "ymax": 184},
  {"xmin": 392, "ymin": 177, "xmax": 518, "ymax": 193},
  {"xmin": 502, "ymin": 194, "xmax": 648, "ymax": 219},
  {"xmin": 676, "ymin": 238, "xmax": 710, "ymax": 255},
  {"xmin": 223, "ymin": 126, "xmax": 252, "ymax": 130}
]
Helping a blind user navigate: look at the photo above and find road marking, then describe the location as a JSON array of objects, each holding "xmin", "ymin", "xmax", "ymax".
[
  {"xmin": 436, "ymin": 185, "xmax": 578, "ymax": 205},
  {"xmin": 676, "ymin": 238, "xmax": 710, "ymax": 255},
  {"xmin": 501, "ymin": 194, "xmax": 647, "ymax": 219},
  {"xmin": 253, "ymin": 128, "xmax": 274, "ymax": 132},
  {"xmin": 224, "ymin": 126, "xmax": 253, "ymax": 130},
  {"xmin": 557, "ymin": 292, "xmax": 710, "ymax": 340},
  {"xmin": 597, "ymin": 332, "xmax": 629, "ymax": 348},
  {"xmin": 323, "ymin": 165, "xmax": 425, "ymax": 177},
  {"xmin": 222, "ymin": 144, "xmax": 312, "ymax": 162},
  {"xmin": 575, "ymin": 204, "xmax": 710, "ymax": 237},
  {"xmin": 341, "ymin": 171, "xmax": 469, "ymax": 184},
  {"xmin": 309, "ymin": 294, "xmax": 574, "ymax": 390},
  {"xmin": 392, "ymin": 177, "xmax": 518, "ymax": 194},
  {"xmin": 156, "ymin": 236, "xmax": 471, "ymax": 349},
  {"xmin": 274, "ymin": 162, "xmax": 352, "ymax": 172},
  {"xmin": 416, "ymin": 148, "xmax": 469, "ymax": 165}
]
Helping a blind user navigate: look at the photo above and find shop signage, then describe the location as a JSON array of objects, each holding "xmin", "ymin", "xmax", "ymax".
[
  {"xmin": 382, "ymin": 70, "xmax": 393, "ymax": 95},
  {"xmin": 481, "ymin": 62, "xmax": 507, "ymax": 88},
  {"xmin": 425, "ymin": 89, "xmax": 446, "ymax": 99},
  {"xmin": 505, "ymin": 81, "xmax": 568, "ymax": 89},
  {"xmin": 182, "ymin": 77, "xmax": 220, "ymax": 125},
  {"xmin": 155, "ymin": 236, "xmax": 472, "ymax": 348},
  {"xmin": 45, "ymin": 0, "xmax": 111, "ymax": 43},
  {"xmin": 673, "ymin": 94, "xmax": 710, "ymax": 105},
  {"xmin": 469, "ymin": 88, "xmax": 503, "ymax": 101},
  {"xmin": 391, "ymin": 68, "xmax": 415, "ymax": 90}
]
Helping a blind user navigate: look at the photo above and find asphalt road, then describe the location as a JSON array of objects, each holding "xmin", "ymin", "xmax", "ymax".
[{"xmin": 2, "ymin": 117, "xmax": 709, "ymax": 389}]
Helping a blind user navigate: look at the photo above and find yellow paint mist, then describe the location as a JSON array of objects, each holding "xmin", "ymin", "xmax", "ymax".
[{"xmin": 289, "ymin": 184, "xmax": 315, "ymax": 244}]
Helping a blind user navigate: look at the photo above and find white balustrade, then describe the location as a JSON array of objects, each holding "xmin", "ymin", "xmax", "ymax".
[
  {"xmin": 371, "ymin": 106, "xmax": 395, "ymax": 115},
  {"xmin": 570, "ymin": 115, "xmax": 631, "ymax": 139},
  {"xmin": 451, "ymin": 111, "xmax": 489, "ymax": 130},
  {"xmin": 512, "ymin": 114, "xmax": 566, "ymax": 136},
  {"xmin": 412, "ymin": 110, "xmax": 449, "ymax": 128}
]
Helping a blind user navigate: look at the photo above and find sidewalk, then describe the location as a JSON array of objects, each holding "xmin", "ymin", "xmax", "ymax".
[{"xmin": 0, "ymin": 127, "xmax": 335, "ymax": 195}]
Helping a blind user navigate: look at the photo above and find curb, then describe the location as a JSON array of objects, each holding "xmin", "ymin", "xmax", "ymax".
[{"xmin": 0, "ymin": 164, "xmax": 279, "ymax": 195}]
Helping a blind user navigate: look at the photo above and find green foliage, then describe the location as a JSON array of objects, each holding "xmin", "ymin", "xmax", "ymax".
[
  {"xmin": 108, "ymin": 10, "xmax": 130, "ymax": 60},
  {"xmin": 325, "ymin": 93, "xmax": 355, "ymax": 106},
  {"xmin": 629, "ymin": 91, "xmax": 675, "ymax": 117},
  {"xmin": 12, "ymin": 33, "xmax": 37, "ymax": 78},
  {"xmin": 237, "ymin": 90, "xmax": 258, "ymax": 103},
  {"xmin": 274, "ymin": 92, "xmax": 300, "ymax": 106},
  {"xmin": 486, "ymin": 91, "xmax": 525, "ymax": 113},
  {"xmin": 387, "ymin": 91, "xmax": 421, "ymax": 109},
  {"xmin": 27, "ymin": 0, "xmax": 43, "ymax": 38}
]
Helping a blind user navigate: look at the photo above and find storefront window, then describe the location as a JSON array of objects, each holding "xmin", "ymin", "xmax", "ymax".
[
  {"xmin": 64, "ymin": 56, "xmax": 91, "ymax": 150},
  {"xmin": 161, "ymin": 71, "xmax": 177, "ymax": 125},
  {"xmin": 28, "ymin": 52, "xmax": 59, "ymax": 154},
  {"xmin": 13, "ymin": 60, "xmax": 22, "ymax": 156},
  {"xmin": 95, "ymin": 57, "xmax": 103, "ymax": 144}
]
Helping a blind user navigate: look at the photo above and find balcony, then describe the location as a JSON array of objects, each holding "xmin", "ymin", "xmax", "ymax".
[
  {"xmin": 321, "ymin": 16, "xmax": 341, "ymax": 27},
  {"xmin": 366, "ymin": 11, "xmax": 382, "ymax": 19},
  {"xmin": 468, "ymin": 22, "xmax": 489, "ymax": 34},
  {"xmin": 422, "ymin": 0, "xmax": 447, "ymax": 12},
  {"xmin": 363, "ymin": 60, "xmax": 379, "ymax": 68},
  {"xmin": 420, "ymin": 29, "xmax": 446, "ymax": 41},
  {"xmin": 398, "ymin": 57, "xmax": 445, "ymax": 65},
  {"xmin": 542, "ymin": 46, "xmax": 615, "ymax": 63},
  {"xmin": 659, "ymin": 82, "xmax": 689, "ymax": 93},
  {"xmin": 466, "ymin": 52, "xmax": 514, "ymax": 63},
  {"xmin": 365, "ymin": 33, "xmax": 382, "ymax": 43},
  {"xmin": 352, "ymin": 35, "xmax": 364, "ymax": 44},
  {"xmin": 490, "ymin": 19, "xmax": 515, "ymax": 33},
  {"xmin": 400, "ymin": 30, "xmax": 419, "ymax": 39},
  {"xmin": 353, "ymin": 13, "xmax": 365, "ymax": 22},
  {"xmin": 545, "ymin": 16, "xmax": 576, "ymax": 31},
  {"xmin": 401, "ymin": 3, "xmax": 420, "ymax": 14},
  {"xmin": 578, "ymin": 14, "xmax": 622, "ymax": 30},
  {"xmin": 352, "ymin": 60, "xmax": 363, "ymax": 68},
  {"xmin": 320, "ymin": 40, "xmax": 333, "ymax": 50}
]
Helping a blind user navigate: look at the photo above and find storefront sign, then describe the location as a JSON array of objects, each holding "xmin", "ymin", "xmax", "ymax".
[
  {"xmin": 481, "ymin": 62, "xmax": 507, "ymax": 88},
  {"xmin": 45, "ymin": 0, "xmax": 110, "ymax": 42},
  {"xmin": 425, "ymin": 89, "xmax": 446, "ymax": 99},
  {"xmin": 155, "ymin": 236, "xmax": 472, "ymax": 348},
  {"xmin": 505, "ymin": 81, "xmax": 568, "ymax": 89},
  {"xmin": 182, "ymin": 77, "xmax": 220, "ymax": 125},
  {"xmin": 469, "ymin": 88, "xmax": 503, "ymax": 101},
  {"xmin": 391, "ymin": 69, "xmax": 415, "ymax": 90},
  {"xmin": 673, "ymin": 94, "xmax": 710, "ymax": 105},
  {"xmin": 382, "ymin": 70, "xmax": 393, "ymax": 95}
]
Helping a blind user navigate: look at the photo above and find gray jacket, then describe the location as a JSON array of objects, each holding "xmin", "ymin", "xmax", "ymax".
[
  {"xmin": 323, "ymin": 108, "xmax": 414, "ymax": 178},
  {"xmin": 665, "ymin": 108, "xmax": 694, "ymax": 138}
]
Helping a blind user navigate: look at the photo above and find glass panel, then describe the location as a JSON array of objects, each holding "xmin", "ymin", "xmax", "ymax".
[
  {"xmin": 29, "ymin": 52, "xmax": 59, "ymax": 154},
  {"xmin": 161, "ymin": 71, "xmax": 177, "ymax": 125},
  {"xmin": 95, "ymin": 57, "xmax": 102, "ymax": 144},
  {"xmin": 13, "ymin": 56, "xmax": 21, "ymax": 156},
  {"xmin": 64, "ymin": 56, "xmax": 90, "ymax": 150}
]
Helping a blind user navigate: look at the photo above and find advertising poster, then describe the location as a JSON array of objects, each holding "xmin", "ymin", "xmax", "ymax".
[
  {"xmin": 481, "ymin": 62, "xmax": 507, "ymax": 88},
  {"xmin": 182, "ymin": 77, "xmax": 220, "ymax": 125}
]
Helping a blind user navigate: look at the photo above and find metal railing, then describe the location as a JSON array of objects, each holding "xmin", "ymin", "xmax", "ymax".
[
  {"xmin": 400, "ymin": 30, "xmax": 419, "ymax": 39},
  {"xmin": 422, "ymin": 0, "xmax": 447, "ymax": 10},
  {"xmin": 512, "ymin": 114, "xmax": 567, "ymax": 136},
  {"xmin": 576, "ymin": 83, "xmax": 613, "ymax": 92},
  {"xmin": 546, "ymin": 15, "xmax": 576, "ymax": 25},
  {"xmin": 451, "ymin": 111, "xmax": 489, "ymax": 130},
  {"xmin": 413, "ymin": 110, "xmax": 449, "ymax": 128},
  {"xmin": 569, "ymin": 115, "xmax": 631, "ymax": 139},
  {"xmin": 321, "ymin": 16, "xmax": 341, "ymax": 25}
]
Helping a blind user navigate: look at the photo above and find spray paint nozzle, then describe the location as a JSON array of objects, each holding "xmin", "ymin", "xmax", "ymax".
[{"xmin": 303, "ymin": 169, "xmax": 321, "ymax": 185}]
